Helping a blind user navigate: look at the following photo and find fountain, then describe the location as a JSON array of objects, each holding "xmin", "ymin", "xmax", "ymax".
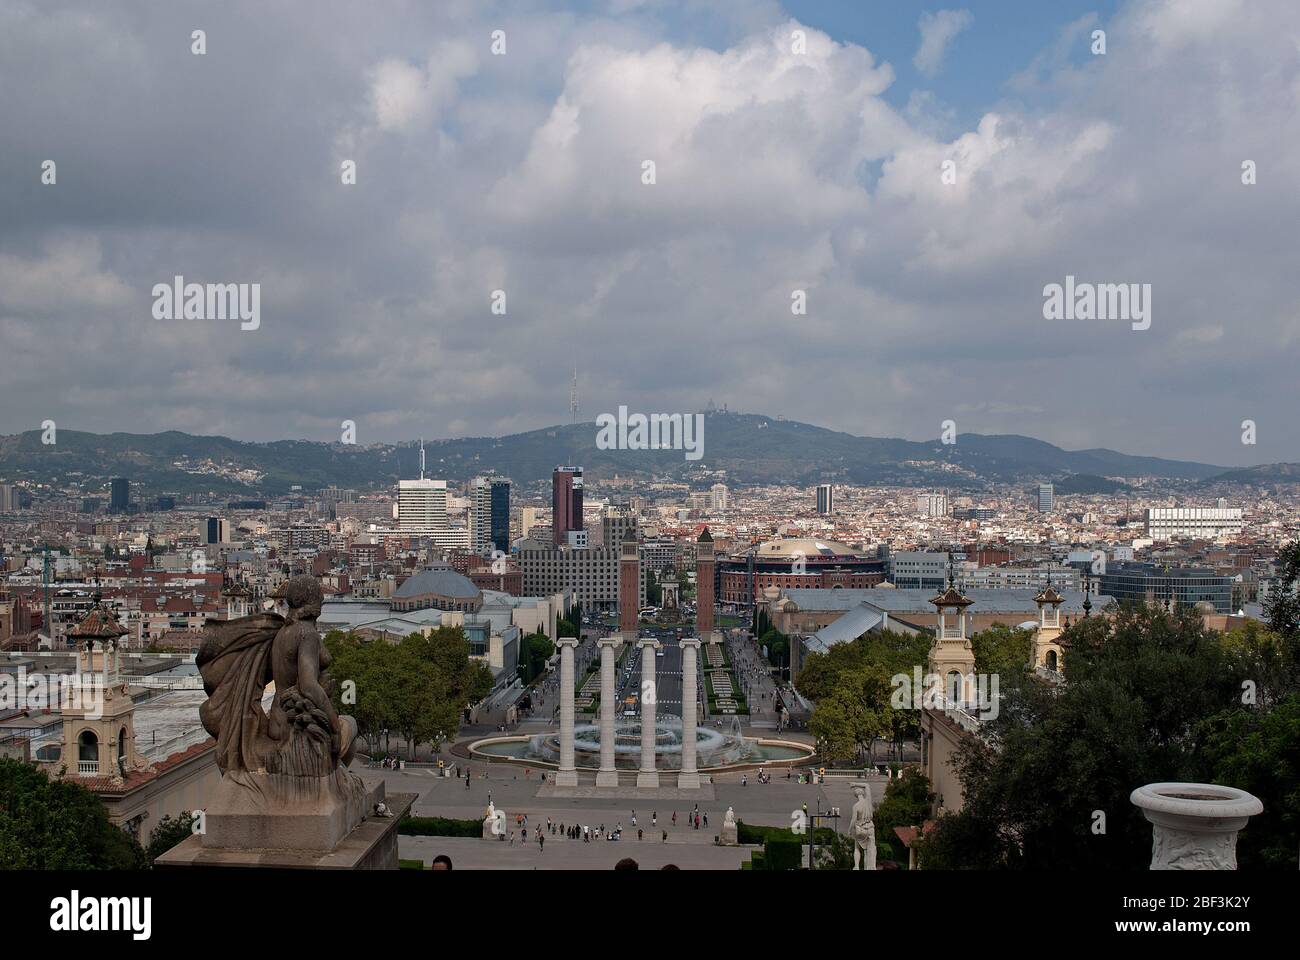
[{"xmin": 472, "ymin": 716, "xmax": 812, "ymax": 770}]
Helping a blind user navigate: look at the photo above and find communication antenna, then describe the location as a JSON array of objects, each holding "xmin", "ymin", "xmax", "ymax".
[
  {"xmin": 419, "ymin": 438, "xmax": 426, "ymax": 481},
  {"xmin": 570, "ymin": 367, "xmax": 579, "ymax": 425}
]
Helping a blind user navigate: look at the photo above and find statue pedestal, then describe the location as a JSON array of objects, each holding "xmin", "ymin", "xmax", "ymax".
[
  {"xmin": 482, "ymin": 808, "xmax": 505, "ymax": 839},
  {"xmin": 720, "ymin": 822, "xmax": 738, "ymax": 846},
  {"xmin": 1130, "ymin": 782, "xmax": 1262, "ymax": 870},
  {"xmin": 201, "ymin": 767, "xmax": 372, "ymax": 852},
  {"xmin": 156, "ymin": 793, "xmax": 415, "ymax": 871}
]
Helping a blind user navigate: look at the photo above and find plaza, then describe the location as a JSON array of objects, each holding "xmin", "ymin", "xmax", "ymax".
[{"xmin": 358, "ymin": 758, "xmax": 881, "ymax": 870}]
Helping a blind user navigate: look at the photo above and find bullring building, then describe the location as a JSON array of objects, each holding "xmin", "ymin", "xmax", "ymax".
[{"xmin": 718, "ymin": 538, "xmax": 886, "ymax": 605}]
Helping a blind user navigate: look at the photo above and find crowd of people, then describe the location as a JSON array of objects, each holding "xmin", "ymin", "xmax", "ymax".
[{"xmin": 489, "ymin": 805, "xmax": 723, "ymax": 848}]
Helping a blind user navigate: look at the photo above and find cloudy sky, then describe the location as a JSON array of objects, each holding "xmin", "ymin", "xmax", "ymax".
[{"xmin": 1, "ymin": 0, "xmax": 1297, "ymax": 466}]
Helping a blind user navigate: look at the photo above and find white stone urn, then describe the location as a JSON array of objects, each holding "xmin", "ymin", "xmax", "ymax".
[{"xmin": 1130, "ymin": 783, "xmax": 1262, "ymax": 870}]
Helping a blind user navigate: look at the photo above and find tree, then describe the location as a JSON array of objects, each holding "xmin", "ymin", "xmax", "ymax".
[
  {"xmin": 760, "ymin": 628, "xmax": 788, "ymax": 672},
  {"xmin": 921, "ymin": 605, "xmax": 1250, "ymax": 869},
  {"xmin": 146, "ymin": 811, "xmax": 196, "ymax": 864},
  {"xmin": 800, "ymin": 628, "xmax": 930, "ymax": 758},
  {"xmin": 971, "ymin": 623, "xmax": 1034, "ymax": 679},
  {"xmin": 644, "ymin": 570, "xmax": 663, "ymax": 607},
  {"xmin": 808, "ymin": 666, "xmax": 891, "ymax": 762},
  {"xmin": 873, "ymin": 768, "xmax": 934, "ymax": 846},
  {"xmin": 1202, "ymin": 694, "xmax": 1300, "ymax": 869},
  {"xmin": 0, "ymin": 757, "xmax": 147, "ymax": 869},
  {"xmin": 323, "ymin": 627, "xmax": 489, "ymax": 759},
  {"xmin": 518, "ymin": 631, "xmax": 554, "ymax": 684}
]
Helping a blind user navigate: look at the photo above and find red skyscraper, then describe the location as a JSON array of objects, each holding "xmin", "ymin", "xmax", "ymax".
[{"xmin": 552, "ymin": 466, "xmax": 583, "ymax": 546}]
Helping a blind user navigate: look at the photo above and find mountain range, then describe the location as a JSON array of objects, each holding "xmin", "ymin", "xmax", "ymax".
[{"xmin": 0, "ymin": 413, "xmax": 1292, "ymax": 496}]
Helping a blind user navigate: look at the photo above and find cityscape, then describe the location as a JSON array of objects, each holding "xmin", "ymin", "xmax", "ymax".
[{"xmin": 1, "ymin": 0, "xmax": 1296, "ymax": 942}]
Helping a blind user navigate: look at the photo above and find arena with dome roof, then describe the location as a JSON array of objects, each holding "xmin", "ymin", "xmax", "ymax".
[{"xmin": 717, "ymin": 537, "xmax": 886, "ymax": 604}]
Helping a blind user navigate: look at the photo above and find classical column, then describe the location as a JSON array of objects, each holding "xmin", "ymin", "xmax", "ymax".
[
  {"xmin": 555, "ymin": 638, "xmax": 579, "ymax": 787},
  {"xmin": 678, "ymin": 638, "xmax": 701, "ymax": 789},
  {"xmin": 637, "ymin": 638, "xmax": 660, "ymax": 787},
  {"xmin": 595, "ymin": 638, "xmax": 619, "ymax": 787}
]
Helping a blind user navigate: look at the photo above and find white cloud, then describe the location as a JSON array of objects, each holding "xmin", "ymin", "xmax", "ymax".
[
  {"xmin": 369, "ymin": 41, "xmax": 478, "ymax": 132},
  {"xmin": 913, "ymin": 9, "xmax": 973, "ymax": 78}
]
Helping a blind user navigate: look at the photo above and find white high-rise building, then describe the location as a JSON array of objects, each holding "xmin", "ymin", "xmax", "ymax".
[
  {"xmin": 398, "ymin": 479, "xmax": 447, "ymax": 538},
  {"xmin": 917, "ymin": 491, "xmax": 949, "ymax": 517},
  {"xmin": 398, "ymin": 441, "xmax": 447, "ymax": 539},
  {"xmin": 1145, "ymin": 507, "xmax": 1243, "ymax": 541},
  {"xmin": 469, "ymin": 477, "xmax": 493, "ymax": 553},
  {"xmin": 710, "ymin": 483, "xmax": 729, "ymax": 512}
]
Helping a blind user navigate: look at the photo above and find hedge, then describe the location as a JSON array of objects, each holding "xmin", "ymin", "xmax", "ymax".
[
  {"xmin": 763, "ymin": 837, "xmax": 803, "ymax": 871},
  {"xmin": 398, "ymin": 816, "xmax": 482, "ymax": 837},
  {"xmin": 737, "ymin": 821, "xmax": 834, "ymax": 846}
]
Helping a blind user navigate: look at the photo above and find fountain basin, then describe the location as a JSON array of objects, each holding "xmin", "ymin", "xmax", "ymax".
[{"xmin": 470, "ymin": 718, "xmax": 812, "ymax": 771}]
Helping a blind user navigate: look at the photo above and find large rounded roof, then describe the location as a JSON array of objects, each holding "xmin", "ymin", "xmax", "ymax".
[
  {"xmin": 395, "ymin": 567, "xmax": 480, "ymax": 600},
  {"xmin": 751, "ymin": 538, "xmax": 864, "ymax": 560}
]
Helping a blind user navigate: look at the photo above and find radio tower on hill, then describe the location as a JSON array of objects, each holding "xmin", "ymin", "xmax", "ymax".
[{"xmin": 570, "ymin": 366, "xmax": 579, "ymax": 425}]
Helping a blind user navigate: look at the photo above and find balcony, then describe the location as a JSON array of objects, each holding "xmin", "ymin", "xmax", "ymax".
[{"xmin": 77, "ymin": 760, "xmax": 100, "ymax": 775}]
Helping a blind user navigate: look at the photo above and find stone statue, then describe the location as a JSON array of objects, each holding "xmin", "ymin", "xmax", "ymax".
[
  {"xmin": 850, "ymin": 782, "xmax": 876, "ymax": 871},
  {"xmin": 482, "ymin": 802, "xmax": 504, "ymax": 839},
  {"xmin": 195, "ymin": 574, "xmax": 370, "ymax": 850},
  {"xmin": 720, "ymin": 805, "xmax": 738, "ymax": 846}
]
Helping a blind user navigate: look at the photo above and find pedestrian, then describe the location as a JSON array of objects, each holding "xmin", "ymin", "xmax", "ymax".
[
  {"xmin": 662, "ymin": 830, "xmax": 668, "ymax": 843},
  {"xmin": 652, "ymin": 812, "xmax": 657, "ymax": 827},
  {"xmin": 638, "ymin": 828, "xmax": 643, "ymax": 841}
]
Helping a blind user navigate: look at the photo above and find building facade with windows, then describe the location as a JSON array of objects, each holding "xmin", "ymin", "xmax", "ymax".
[{"xmin": 1144, "ymin": 507, "xmax": 1243, "ymax": 541}]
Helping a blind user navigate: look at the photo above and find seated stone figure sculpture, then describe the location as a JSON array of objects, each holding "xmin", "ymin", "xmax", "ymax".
[{"xmin": 196, "ymin": 574, "xmax": 371, "ymax": 851}]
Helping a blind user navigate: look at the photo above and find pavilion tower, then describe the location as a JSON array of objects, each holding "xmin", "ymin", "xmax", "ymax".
[
  {"xmin": 61, "ymin": 601, "xmax": 140, "ymax": 783},
  {"xmin": 928, "ymin": 565, "xmax": 975, "ymax": 705},
  {"xmin": 1030, "ymin": 578, "xmax": 1066, "ymax": 674}
]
